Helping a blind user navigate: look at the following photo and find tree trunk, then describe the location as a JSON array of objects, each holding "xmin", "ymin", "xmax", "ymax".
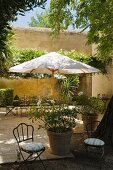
[{"xmin": 93, "ymin": 96, "xmax": 113, "ymax": 146}]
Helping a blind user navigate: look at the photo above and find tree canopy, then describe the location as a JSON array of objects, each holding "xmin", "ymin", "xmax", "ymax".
[
  {"xmin": 49, "ymin": 0, "xmax": 113, "ymax": 60},
  {"xmin": 29, "ymin": 10, "xmax": 51, "ymax": 28},
  {"xmin": 0, "ymin": 0, "xmax": 47, "ymax": 23},
  {"xmin": 0, "ymin": 0, "xmax": 47, "ymax": 75},
  {"xmin": 1, "ymin": 0, "xmax": 113, "ymax": 74},
  {"xmin": 29, "ymin": 8, "xmax": 74, "ymax": 29}
]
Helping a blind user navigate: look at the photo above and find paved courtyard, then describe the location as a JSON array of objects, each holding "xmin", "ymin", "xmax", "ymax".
[
  {"xmin": 0, "ymin": 108, "xmax": 113, "ymax": 168},
  {"xmin": 0, "ymin": 107, "xmax": 77, "ymax": 164}
]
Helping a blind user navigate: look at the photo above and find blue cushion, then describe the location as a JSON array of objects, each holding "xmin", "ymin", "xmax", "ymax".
[
  {"xmin": 20, "ymin": 142, "xmax": 45, "ymax": 152},
  {"xmin": 84, "ymin": 138, "xmax": 105, "ymax": 146}
]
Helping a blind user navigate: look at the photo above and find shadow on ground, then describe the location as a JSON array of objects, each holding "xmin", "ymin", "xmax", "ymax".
[
  {"xmin": 0, "ymin": 158, "xmax": 103, "ymax": 170},
  {"xmin": 1, "ymin": 151, "xmax": 113, "ymax": 170}
]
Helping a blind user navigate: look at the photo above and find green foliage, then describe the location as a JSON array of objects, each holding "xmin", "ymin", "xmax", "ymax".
[
  {"xmin": 29, "ymin": 104, "xmax": 77, "ymax": 133},
  {"xmin": 75, "ymin": 0, "xmax": 113, "ymax": 60},
  {"xmin": 89, "ymin": 96, "xmax": 105, "ymax": 112},
  {"xmin": 29, "ymin": 10, "xmax": 51, "ymax": 28},
  {"xmin": 0, "ymin": 88, "xmax": 14, "ymax": 106},
  {"xmin": 49, "ymin": 0, "xmax": 113, "ymax": 60},
  {"xmin": 58, "ymin": 75, "xmax": 80, "ymax": 104},
  {"xmin": 1, "ymin": 0, "xmax": 113, "ymax": 73},
  {"xmin": 11, "ymin": 48, "xmax": 46, "ymax": 66},
  {"xmin": 0, "ymin": 0, "xmax": 47, "ymax": 23},
  {"xmin": 59, "ymin": 50, "xmax": 90, "ymax": 62},
  {"xmin": 29, "ymin": 6, "xmax": 75, "ymax": 31},
  {"xmin": 9, "ymin": 48, "xmax": 47, "ymax": 78},
  {"xmin": 76, "ymin": 92, "xmax": 105, "ymax": 115},
  {"xmin": 49, "ymin": 0, "xmax": 75, "ymax": 36},
  {"xmin": 0, "ymin": 0, "xmax": 47, "ymax": 76},
  {"xmin": 0, "ymin": 24, "xmax": 14, "ymax": 76}
]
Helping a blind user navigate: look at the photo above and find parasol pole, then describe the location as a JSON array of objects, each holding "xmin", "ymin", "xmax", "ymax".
[{"xmin": 48, "ymin": 68, "xmax": 58, "ymax": 77}]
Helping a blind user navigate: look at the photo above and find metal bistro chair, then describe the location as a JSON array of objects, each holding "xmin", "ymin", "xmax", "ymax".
[
  {"xmin": 84, "ymin": 121, "xmax": 105, "ymax": 158},
  {"xmin": 13, "ymin": 123, "xmax": 46, "ymax": 170}
]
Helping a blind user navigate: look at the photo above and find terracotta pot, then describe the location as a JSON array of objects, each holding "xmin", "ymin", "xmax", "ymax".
[
  {"xmin": 47, "ymin": 130, "xmax": 72, "ymax": 156},
  {"xmin": 82, "ymin": 114, "xmax": 98, "ymax": 131}
]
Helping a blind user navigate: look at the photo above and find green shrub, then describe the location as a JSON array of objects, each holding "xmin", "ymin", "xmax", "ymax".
[
  {"xmin": 11, "ymin": 48, "xmax": 46, "ymax": 66},
  {"xmin": 0, "ymin": 88, "xmax": 14, "ymax": 106},
  {"xmin": 75, "ymin": 92, "xmax": 105, "ymax": 115}
]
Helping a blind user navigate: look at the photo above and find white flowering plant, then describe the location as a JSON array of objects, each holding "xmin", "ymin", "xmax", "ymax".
[{"xmin": 29, "ymin": 104, "xmax": 78, "ymax": 133}]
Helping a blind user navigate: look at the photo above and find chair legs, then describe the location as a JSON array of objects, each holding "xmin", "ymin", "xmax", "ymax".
[
  {"xmin": 84, "ymin": 144, "xmax": 89, "ymax": 153},
  {"xmin": 17, "ymin": 150, "xmax": 46, "ymax": 170},
  {"xmin": 101, "ymin": 146, "xmax": 104, "ymax": 158},
  {"xmin": 84, "ymin": 144, "xmax": 105, "ymax": 158},
  {"xmin": 29, "ymin": 150, "xmax": 46, "ymax": 170},
  {"xmin": 38, "ymin": 155, "xmax": 46, "ymax": 170}
]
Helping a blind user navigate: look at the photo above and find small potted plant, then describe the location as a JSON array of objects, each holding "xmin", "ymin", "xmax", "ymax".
[
  {"xmin": 13, "ymin": 95, "xmax": 20, "ymax": 106},
  {"xmin": 76, "ymin": 92, "xmax": 105, "ymax": 130},
  {"xmin": 29, "ymin": 103, "xmax": 77, "ymax": 155}
]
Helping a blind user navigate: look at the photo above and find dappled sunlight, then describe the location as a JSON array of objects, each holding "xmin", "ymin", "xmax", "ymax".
[
  {"xmin": 1, "ymin": 147, "xmax": 10, "ymax": 152},
  {"xmin": 0, "ymin": 140, "xmax": 5, "ymax": 144},
  {"xmin": 36, "ymin": 135, "xmax": 45, "ymax": 139},
  {"xmin": 36, "ymin": 134, "xmax": 47, "ymax": 138},
  {"xmin": 0, "ymin": 115, "xmax": 84, "ymax": 163},
  {"xmin": 75, "ymin": 118, "xmax": 83, "ymax": 125},
  {"xmin": 0, "ymin": 156, "xmax": 3, "ymax": 163},
  {"xmin": 5, "ymin": 139, "xmax": 16, "ymax": 144},
  {"xmin": 0, "ymin": 133, "xmax": 3, "ymax": 136},
  {"xmin": 46, "ymin": 143, "xmax": 50, "ymax": 147}
]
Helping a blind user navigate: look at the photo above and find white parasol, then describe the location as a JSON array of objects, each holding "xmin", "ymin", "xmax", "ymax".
[{"xmin": 9, "ymin": 52, "xmax": 100, "ymax": 75}]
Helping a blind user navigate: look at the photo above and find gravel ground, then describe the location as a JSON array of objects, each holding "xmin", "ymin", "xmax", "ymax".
[
  {"xmin": 0, "ymin": 157, "xmax": 112, "ymax": 170},
  {"xmin": 1, "ymin": 148, "xmax": 113, "ymax": 170}
]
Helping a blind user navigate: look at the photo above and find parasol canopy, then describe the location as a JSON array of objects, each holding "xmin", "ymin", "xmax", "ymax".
[{"xmin": 9, "ymin": 52, "xmax": 100, "ymax": 75}]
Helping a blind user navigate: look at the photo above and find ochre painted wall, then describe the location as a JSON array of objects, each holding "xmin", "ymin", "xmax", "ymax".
[{"xmin": 0, "ymin": 78, "xmax": 59, "ymax": 99}]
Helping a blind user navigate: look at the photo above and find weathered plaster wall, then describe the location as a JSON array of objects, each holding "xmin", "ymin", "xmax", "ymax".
[
  {"xmin": 13, "ymin": 27, "xmax": 92, "ymax": 54},
  {"xmin": 92, "ymin": 71, "xmax": 112, "ymax": 97},
  {"xmin": 92, "ymin": 44, "xmax": 113, "ymax": 97},
  {"xmin": 78, "ymin": 75, "xmax": 92, "ymax": 96}
]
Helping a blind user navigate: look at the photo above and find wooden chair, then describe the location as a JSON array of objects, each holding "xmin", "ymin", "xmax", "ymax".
[
  {"xmin": 84, "ymin": 121, "xmax": 105, "ymax": 158},
  {"xmin": 13, "ymin": 123, "xmax": 46, "ymax": 169}
]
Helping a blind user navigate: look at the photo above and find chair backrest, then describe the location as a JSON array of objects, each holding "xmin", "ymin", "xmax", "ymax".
[
  {"xmin": 13, "ymin": 123, "xmax": 34, "ymax": 144},
  {"xmin": 86, "ymin": 121, "xmax": 100, "ymax": 137}
]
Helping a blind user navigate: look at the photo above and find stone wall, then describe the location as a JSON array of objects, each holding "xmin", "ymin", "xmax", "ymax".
[{"xmin": 13, "ymin": 27, "xmax": 92, "ymax": 54}]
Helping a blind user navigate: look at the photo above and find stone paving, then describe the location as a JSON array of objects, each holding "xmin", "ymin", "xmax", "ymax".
[
  {"xmin": 0, "ymin": 108, "xmax": 75, "ymax": 164},
  {"xmin": 0, "ymin": 108, "xmax": 113, "ymax": 167}
]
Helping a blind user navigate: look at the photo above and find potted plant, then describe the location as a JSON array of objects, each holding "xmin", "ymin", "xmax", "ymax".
[
  {"xmin": 29, "ymin": 103, "xmax": 77, "ymax": 155},
  {"xmin": 13, "ymin": 95, "xmax": 20, "ymax": 106},
  {"xmin": 75, "ymin": 92, "xmax": 105, "ymax": 131}
]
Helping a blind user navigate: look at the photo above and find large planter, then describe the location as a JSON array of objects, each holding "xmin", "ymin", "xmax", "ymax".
[
  {"xmin": 82, "ymin": 114, "xmax": 98, "ymax": 131},
  {"xmin": 47, "ymin": 130, "xmax": 72, "ymax": 156}
]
